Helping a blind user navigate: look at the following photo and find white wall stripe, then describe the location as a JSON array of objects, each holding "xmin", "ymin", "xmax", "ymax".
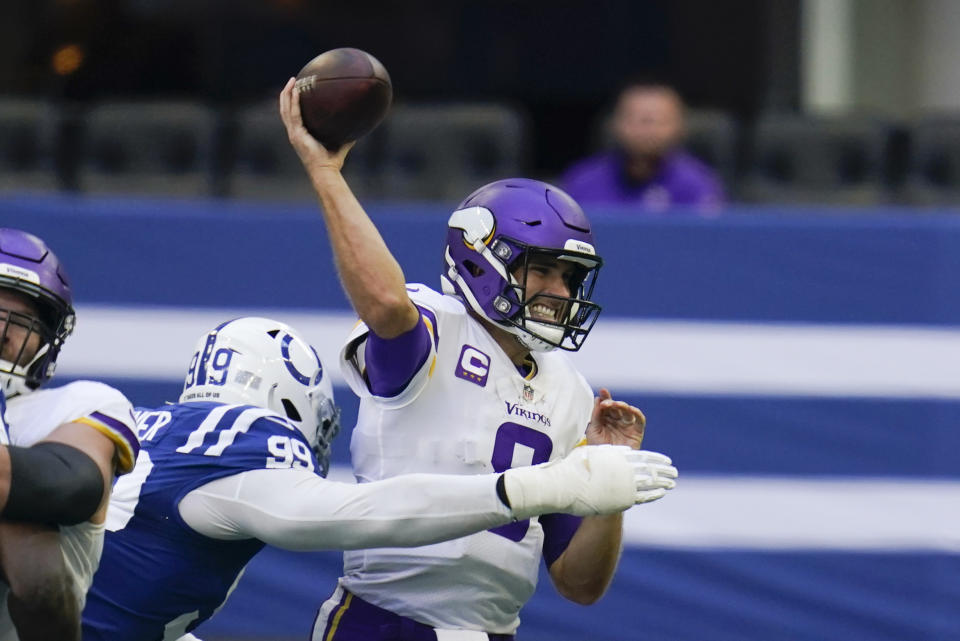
[
  {"xmin": 58, "ymin": 306, "xmax": 358, "ymax": 384},
  {"xmin": 573, "ymin": 318, "xmax": 960, "ymax": 398},
  {"xmin": 59, "ymin": 306, "xmax": 960, "ymax": 399},
  {"xmin": 621, "ymin": 474, "xmax": 960, "ymax": 551}
]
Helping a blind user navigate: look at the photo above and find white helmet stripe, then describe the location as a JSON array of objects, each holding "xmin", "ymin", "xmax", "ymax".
[
  {"xmin": 196, "ymin": 319, "xmax": 236, "ymax": 387},
  {"xmin": 447, "ymin": 206, "xmax": 495, "ymax": 246}
]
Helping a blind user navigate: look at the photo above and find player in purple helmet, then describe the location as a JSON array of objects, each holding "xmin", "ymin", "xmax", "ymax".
[
  {"xmin": 281, "ymin": 81, "xmax": 677, "ymax": 641},
  {"xmin": 441, "ymin": 178, "xmax": 603, "ymax": 353},
  {"xmin": 0, "ymin": 228, "xmax": 139, "ymax": 640}
]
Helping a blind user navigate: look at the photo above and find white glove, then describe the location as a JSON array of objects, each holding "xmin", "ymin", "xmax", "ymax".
[{"xmin": 503, "ymin": 445, "xmax": 678, "ymax": 519}]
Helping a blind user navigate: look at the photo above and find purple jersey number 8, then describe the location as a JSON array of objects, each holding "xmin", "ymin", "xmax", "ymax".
[{"xmin": 488, "ymin": 421, "xmax": 554, "ymax": 541}]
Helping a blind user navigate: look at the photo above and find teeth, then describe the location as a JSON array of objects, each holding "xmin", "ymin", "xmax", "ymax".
[{"xmin": 529, "ymin": 304, "xmax": 557, "ymax": 321}]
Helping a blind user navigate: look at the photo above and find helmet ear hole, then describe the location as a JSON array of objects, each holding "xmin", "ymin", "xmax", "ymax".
[
  {"xmin": 281, "ymin": 398, "xmax": 302, "ymax": 422},
  {"xmin": 463, "ymin": 259, "xmax": 485, "ymax": 278}
]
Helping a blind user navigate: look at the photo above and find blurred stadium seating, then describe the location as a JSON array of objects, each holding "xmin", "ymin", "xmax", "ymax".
[
  {"xmin": 225, "ymin": 99, "xmax": 384, "ymax": 202},
  {"xmin": 4, "ymin": 96, "xmax": 960, "ymax": 206},
  {"xmin": 379, "ymin": 103, "xmax": 526, "ymax": 201},
  {"xmin": 738, "ymin": 112, "xmax": 892, "ymax": 205},
  {"xmin": 683, "ymin": 108, "xmax": 740, "ymax": 197},
  {"xmin": 224, "ymin": 99, "xmax": 314, "ymax": 202},
  {"xmin": 901, "ymin": 114, "xmax": 960, "ymax": 205},
  {"xmin": 0, "ymin": 97, "xmax": 63, "ymax": 192},
  {"xmin": 76, "ymin": 100, "xmax": 219, "ymax": 197}
]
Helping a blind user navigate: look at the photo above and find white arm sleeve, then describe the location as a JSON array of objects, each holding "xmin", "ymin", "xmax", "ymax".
[{"xmin": 178, "ymin": 468, "xmax": 514, "ymax": 551}]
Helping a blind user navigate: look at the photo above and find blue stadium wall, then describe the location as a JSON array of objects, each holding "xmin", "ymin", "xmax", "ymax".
[{"xmin": 3, "ymin": 194, "xmax": 959, "ymax": 641}]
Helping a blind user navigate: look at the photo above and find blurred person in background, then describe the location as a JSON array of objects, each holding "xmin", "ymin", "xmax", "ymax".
[
  {"xmin": 561, "ymin": 80, "xmax": 725, "ymax": 212},
  {"xmin": 0, "ymin": 228, "xmax": 140, "ymax": 641}
]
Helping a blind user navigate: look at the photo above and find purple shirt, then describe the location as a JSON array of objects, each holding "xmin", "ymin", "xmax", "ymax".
[{"xmin": 561, "ymin": 149, "xmax": 725, "ymax": 212}]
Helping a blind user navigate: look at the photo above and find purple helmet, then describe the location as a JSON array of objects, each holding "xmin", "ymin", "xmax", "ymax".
[
  {"xmin": 441, "ymin": 178, "xmax": 603, "ymax": 352},
  {"xmin": 0, "ymin": 229, "xmax": 75, "ymax": 397}
]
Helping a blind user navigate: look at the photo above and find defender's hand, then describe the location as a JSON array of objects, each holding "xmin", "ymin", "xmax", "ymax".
[
  {"xmin": 503, "ymin": 445, "xmax": 678, "ymax": 519},
  {"xmin": 586, "ymin": 388, "xmax": 646, "ymax": 449},
  {"xmin": 279, "ymin": 77, "xmax": 354, "ymax": 172}
]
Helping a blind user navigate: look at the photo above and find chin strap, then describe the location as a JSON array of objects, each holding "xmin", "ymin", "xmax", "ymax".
[{"xmin": 516, "ymin": 320, "xmax": 563, "ymax": 352}]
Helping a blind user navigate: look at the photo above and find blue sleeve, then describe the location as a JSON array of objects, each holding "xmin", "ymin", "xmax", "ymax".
[
  {"xmin": 0, "ymin": 389, "xmax": 8, "ymax": 443},
  {"xmin": 364, "ymin": 306, "xmax": 438, "ymax": 397},
  {"xmin": 540, "ymin": 512, "xmax": 583, "ymax": 567}
]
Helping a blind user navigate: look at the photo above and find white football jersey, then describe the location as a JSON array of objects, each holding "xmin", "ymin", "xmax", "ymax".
[
  {"xmin": 0, "ymin": 381, "xmax": 138, "ymax": 641},
  {"xmin": 338, "ymin": 285, "xmax": 593, "ymax": 633}
]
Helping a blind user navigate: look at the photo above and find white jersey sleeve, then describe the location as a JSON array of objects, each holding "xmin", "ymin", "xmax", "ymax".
[
  {"xmin": 339, "ymin": 284, "xmax": 441, "ymax": 409},
  {"xmin": 6, "ymin": 380, "xmax": 139, "ymax": 474},
  {"xmin": 178, "ymin": 468, "xmax": 513, "ymax": 550}
]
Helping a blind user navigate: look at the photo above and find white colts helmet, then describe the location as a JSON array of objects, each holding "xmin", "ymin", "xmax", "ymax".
[{"xmin": 179, "ymin": 317, "xmax": 340, "ymax": 474}]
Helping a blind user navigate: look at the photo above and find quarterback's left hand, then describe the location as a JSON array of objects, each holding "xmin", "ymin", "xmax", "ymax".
[{"xmin": 586, "ymin": 388, "xmax": 645, "ymax": 449}]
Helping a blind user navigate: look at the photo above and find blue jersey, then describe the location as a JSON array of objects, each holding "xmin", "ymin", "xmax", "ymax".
[
  {"xmin": 83, "ymin": 401, "xmax": 319, "ymax": 641},
  {"xmin": 0, "ymin": 388, "xmax": 8, "ymax": 445}
]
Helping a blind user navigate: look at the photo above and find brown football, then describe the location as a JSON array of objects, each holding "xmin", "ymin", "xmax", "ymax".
[{"xmin": 294, "ymin": 48, "xmax": 392, "ymax": 149}]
